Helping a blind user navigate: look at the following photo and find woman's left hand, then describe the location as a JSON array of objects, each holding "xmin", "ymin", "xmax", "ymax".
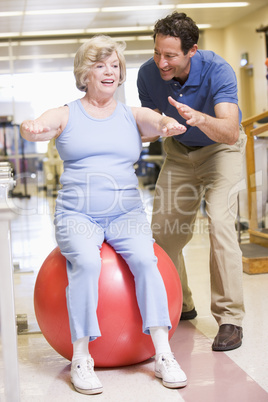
[{"xmin": 161, "ymin": 118, "xmax": 187, "ymax": 137}]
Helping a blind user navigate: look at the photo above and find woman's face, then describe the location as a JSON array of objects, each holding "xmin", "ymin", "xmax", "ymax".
[{"xmin": 86, "ymin": 51, "xmax": 120, "ymax": 97}]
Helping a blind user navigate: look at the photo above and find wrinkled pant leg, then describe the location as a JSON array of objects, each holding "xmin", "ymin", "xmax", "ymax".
[
  {"xmin": 204, "ymin": 147, "xmax": 246, "ymax": 325},
  {"xmin": 106, "ymin": 209, "xmax": 172, "ymax": 334},
  {"xmin": 55, "ymin": 211, "xmax": 104, "ymax": 342},
  {"xmin": 151, "ymin": 138, "xmax": 203, "ymax": 312}
]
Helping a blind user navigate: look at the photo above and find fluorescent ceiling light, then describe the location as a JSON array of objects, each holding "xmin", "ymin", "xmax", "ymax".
[
  {"xmin": 0, "ymin": 36, "xmax": 154, "ymax": 47},
  {"xmin": 0, "ymin": 54, "xmax": 75, "ymax": 61},
  {"xmin": 85, "ymin": 26, "xmax": 153, "ymax": 34},
  {"xmin": 0, "ymin": 12, "xmax": 22, "ymax": 17},
  {"xmin": 102, "ymin": 5, "xmax": 175, "ymax": 12},
  {"xmin": 27, "ymin": 8, "xmax": 100, "ymax": 15},
  {"xmin": 0, "ymin": 3, "xmax": 249, "ymax": 18},
  {"xmin": 1, "ymin": 27, "xmax": 154, "ymax": 38},
  {"xmin": 103, "ymin": 3, "xmax": 249, "ymax": 12},
  {"xmin": 177, "ymin": 2, "xmax": 249, "ymax": 8},
  {"xmin": 0, "ymin": 22, "xmax": 211, "ymax": 39},
  {"xmin": 16, "ymin": 29, "xmax": 88, "ymax": 37},
  {"xmin": 0, "ymin": 49, "xmax": 154, "ymax": 62},
  {"xmin": 0, "ymin": 32, "xmax": 21, "ymax": 38},
  {"xmin": 0, "ymin": 27, "xmax": 154, "ymax": 39},
  {"xmin": 0, "ymin": 9, "xmax": 99, "ymax": 17}
]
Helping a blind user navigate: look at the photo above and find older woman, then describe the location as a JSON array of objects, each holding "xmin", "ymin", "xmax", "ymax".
[{"xmin": 20, "ymin": 35, "xmax": 187, "ymax": 396}]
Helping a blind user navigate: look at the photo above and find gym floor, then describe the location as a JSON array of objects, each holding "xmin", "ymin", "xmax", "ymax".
[{"xmin": 1, "ymin": 185, "xmax": 268, "ymax": 402}]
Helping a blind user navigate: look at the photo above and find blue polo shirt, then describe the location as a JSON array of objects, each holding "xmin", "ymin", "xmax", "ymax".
[{"xmin": 137, "ymin": 50, "xmax": 242, "ymax": 146}]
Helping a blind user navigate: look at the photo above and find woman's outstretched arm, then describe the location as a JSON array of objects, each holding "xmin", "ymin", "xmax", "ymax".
[
  {"xmin": 20, "ymin": 105, "xmax": 69, "ymax": 142},
  {"xmin": 131, "ymin": 106, "xmax": 186, "ymax": 142}
]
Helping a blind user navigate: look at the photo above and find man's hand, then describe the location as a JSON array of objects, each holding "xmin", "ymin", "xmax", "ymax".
[
  {"xmin": 168, "ymin": 96, "xmax": 240, "ymax": 145},
  {"xmin": 168, "ymin": 96, "xmax": 205, "ymax": 126}
]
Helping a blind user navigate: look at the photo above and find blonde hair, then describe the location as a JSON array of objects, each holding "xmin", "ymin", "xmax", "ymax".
[{"xmin": 74, "ymin": 35, "xmax": 126, "ymax": 92}]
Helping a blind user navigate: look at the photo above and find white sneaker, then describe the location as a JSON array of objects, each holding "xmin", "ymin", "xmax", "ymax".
[
  {"xmin": 155, "ymin": 353, "xmax": 187, "ymax": 389},
  {"xmin": 71, "ymin": 357, "xmax": 103, "ymax": 395}
]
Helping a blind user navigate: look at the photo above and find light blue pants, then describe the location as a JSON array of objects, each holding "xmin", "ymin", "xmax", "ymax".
[{"xmin": 54, "ymin": 207, "xmax": 171, "ymax": 343}]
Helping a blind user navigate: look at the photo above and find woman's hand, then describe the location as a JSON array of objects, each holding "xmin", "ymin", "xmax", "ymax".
[
  {"xmin": 20, "ymin": 106, "xmax": 69, "ymax": 142},
  {"xmin": 21, "ymin": 120, "xmax": 51, "ymax": 135},
  {"xmin": 132, "ymin": 105, "xmax": 187, "ymax": 142},
  {"xmin": 161, "ymin": 118, "xmax": 187, "ymax": 137}
]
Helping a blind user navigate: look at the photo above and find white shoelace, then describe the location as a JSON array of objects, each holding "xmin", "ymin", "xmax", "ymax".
[
  {"xmin": 75, "ymin": 358, "xmax": 94, "ymax": 379},
  {"xmin": 159, "ymin": 353, "xmax": 180, "ymax": 371}
]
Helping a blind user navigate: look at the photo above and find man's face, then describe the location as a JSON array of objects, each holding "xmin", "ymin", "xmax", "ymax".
[{"xmin": 154, "ymin": 34, "xmax": 194, "ymax": 82}]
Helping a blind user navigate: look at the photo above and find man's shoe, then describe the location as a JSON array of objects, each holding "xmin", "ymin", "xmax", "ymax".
[
  {"xmin": 212, "ymin": 324, "xmax": 243, "ymax": 351},
  {"xmin": 155, "ymin": 353, "xmax": 187, "ymax": 388},
  {"xmin": 180, "ymin": 308, "xmax": 197, "ymax": 321},
  {"xmin": 71, "ymin": 357, "xmax": 103, "ymax": 395}
]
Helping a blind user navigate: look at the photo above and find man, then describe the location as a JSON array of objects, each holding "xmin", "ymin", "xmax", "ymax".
[{"xmin": 137, "ymin": 12, "xmax": 246, "ymax": 351}]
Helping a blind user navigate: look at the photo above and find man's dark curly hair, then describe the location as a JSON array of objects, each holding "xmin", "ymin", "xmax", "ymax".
[{"xmin": 153, "ymin": 12, "xmax": 199, "ymax": 55}]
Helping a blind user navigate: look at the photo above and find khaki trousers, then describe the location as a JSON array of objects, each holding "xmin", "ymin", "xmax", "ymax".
[{"xmin": 151, "ymin": 128, "xmax": 247, "ymax": 326}]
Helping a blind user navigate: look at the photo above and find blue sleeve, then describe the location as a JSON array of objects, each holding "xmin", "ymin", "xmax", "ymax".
[
  {"xmin": 211, "ymin": 63, "xmax": 239, "ymax": 106},
  {"xmin": 210, "ymin": 62, "xmax": 242, "ymax": 122},
  {"xmin": 137, "ymin": 65, "xmax": 159, "ymax": 110}
]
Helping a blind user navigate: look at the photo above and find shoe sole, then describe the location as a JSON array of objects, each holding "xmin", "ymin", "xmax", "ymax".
[
  {"xmin": 212, "ymin": 340, "xmax": 242, "ymax": 352},
  {"xmin": 155, "ymin": 372, "xmax": 187, "ymax": 388},
  {"xmin": 180, "ymin": 310, "xmax": 197, "ymax": 321},
  {"xmin": 72, "ymin": 382, "xmax": 103, "ymax": 395}
]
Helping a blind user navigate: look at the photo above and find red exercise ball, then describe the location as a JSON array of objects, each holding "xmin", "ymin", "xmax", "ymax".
[{"xmin": 34, "ymin": 242, "xmax": 182, "ymax": 367}]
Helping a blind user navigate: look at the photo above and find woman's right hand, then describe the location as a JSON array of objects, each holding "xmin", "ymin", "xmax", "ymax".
[
  {"xmin": 21, "ymin": 120, "xmax": 51, "ymax": 134},
  {"xmin": 20, "ymin": 105, "xmax": 69, "ymax": 142}
]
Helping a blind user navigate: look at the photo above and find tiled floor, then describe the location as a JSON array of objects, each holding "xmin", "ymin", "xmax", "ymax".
[{"xmin": 1, "ymin": 186, "xmax": 268, "ymax": 401}]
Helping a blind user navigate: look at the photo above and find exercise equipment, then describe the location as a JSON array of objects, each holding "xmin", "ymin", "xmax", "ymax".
[
  {"xmin": 0, "ymin": 162, "xmax": 20, "ymax": 401},
  {"xmin": 34, "ymin": 242, "xmax": 182, "ymax": 367}
]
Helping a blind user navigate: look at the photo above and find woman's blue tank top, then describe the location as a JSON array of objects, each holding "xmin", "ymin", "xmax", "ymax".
[{"xmin": 55, "ymin": 99, "xmax": 143, "ymax": 216}]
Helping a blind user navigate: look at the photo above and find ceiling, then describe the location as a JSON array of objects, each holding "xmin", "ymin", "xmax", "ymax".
[{"xmin": 0, "ymin": 0, "xmax": 268, "ymax": 74}]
